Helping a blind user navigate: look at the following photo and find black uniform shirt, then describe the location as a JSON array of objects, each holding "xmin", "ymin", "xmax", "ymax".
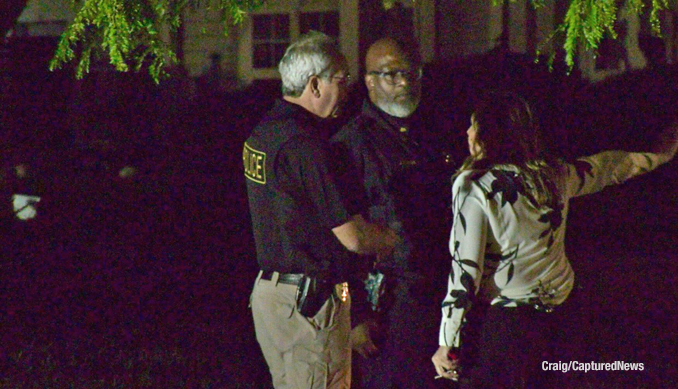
[
  {"xmin": 244, "ymin": 99, "xmax": 355, "ymax": 283},
  {"xmin": 333, "ymin": 100, "xmax": 454, "ymax": 277}
]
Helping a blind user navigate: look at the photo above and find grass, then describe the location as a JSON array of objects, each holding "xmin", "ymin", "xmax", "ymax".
[
  {"xmin": 1, "ymin": 174, "xmax": 267, "ymax": 388},
  {"xmin": 1, "ymin": 257, "xmax": 265, "ymax": 388},
  {"xmin": 1, "ymin": 162, "xmax": 675, "ymax": 388},
  {"xmin": 3, "ymin": 340, "xmax": 247, "ymax": 388}
]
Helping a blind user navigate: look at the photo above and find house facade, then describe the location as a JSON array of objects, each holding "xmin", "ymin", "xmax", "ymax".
[
  {"xmin": 9, "ymin": 0, "xmax": 678, "ymax": 83},
  {"xmin": 180, "ymin": 0, "xmax": 435, "ymax": 83}
]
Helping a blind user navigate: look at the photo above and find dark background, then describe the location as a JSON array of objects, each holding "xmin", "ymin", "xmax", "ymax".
[{"xmin": 1, "ymin": 37, "xmax": 677, "ymax": 387}]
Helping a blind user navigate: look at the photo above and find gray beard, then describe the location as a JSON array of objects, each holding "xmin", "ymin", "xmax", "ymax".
[{"xmin": 375, "ymin": 98, "xmax": 419, "ymax": 118}]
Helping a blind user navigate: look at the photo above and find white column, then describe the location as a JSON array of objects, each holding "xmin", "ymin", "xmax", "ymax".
[
  {"xmin": 486, "ymin": 1, "xmax": 503, "ymax": 53},
  {"xmin": 509, "ymin": 0, "xmax": 527, "ymax": 53},
  {"xmin": 535, "ymin": 1, "xmax": 555, "ymax": 55},
  {"xmin": 237, "ymin": 15, "xmax": 254, "ymax": 84},
  {"xmin": 415, "ymin": 0, "xmax": 436, "ymax": 63},
  {"xmin": 663, "ymin": 10, "xmax": 675, "ymax": 64},
  {"xmin": 339, "ymin": 0, "xmax": 359, "ymax": 78}
]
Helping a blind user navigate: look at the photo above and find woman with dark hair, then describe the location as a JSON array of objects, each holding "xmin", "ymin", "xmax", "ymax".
[{"xmin": 431, "ymin": 91, "xmax": 677, "ymax": 387}]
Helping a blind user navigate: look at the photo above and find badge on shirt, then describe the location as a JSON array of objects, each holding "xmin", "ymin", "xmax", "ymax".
[{"xmin": 243, "ymin": 142, "xmax": 267, "ymax": 184}]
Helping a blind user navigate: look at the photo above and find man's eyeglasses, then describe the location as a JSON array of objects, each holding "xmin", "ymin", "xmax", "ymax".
[
  {"xmin": 330, "ymin": 74, "xmax": 352, "ymax": 86},
  {"xmin": 368, "ymin": 68, "xmax": 423, "ymax": 85}
]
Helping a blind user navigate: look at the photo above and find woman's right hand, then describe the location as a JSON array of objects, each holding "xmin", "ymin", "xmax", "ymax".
[
  {"xmin": 653, "ymin": 123, "xmax": 678, "ymax": 162},
  {"xmin": 431, "ymin": 345, "xmax": 460, "ymax": 381}
]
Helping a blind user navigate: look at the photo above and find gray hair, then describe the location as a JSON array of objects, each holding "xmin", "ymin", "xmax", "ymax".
[{"xmin": 278, "ymin": 31, "xmax": 344, "ymax": 97}]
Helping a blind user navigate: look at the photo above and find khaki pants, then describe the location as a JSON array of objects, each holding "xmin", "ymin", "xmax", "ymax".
[{"xmin": 251, "ymin": 272, "xmax": 351, "ymax": 389}]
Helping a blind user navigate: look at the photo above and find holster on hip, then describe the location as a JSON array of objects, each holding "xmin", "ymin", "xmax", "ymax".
[{"xmin": 295, "ymin": 276, "xmax": 334, "ymax": 318}]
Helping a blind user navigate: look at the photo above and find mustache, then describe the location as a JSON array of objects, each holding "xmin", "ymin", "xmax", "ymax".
[
  {"xmin": 395, "ymin": 91, "xmax": 419, "ymax": 100},
  {"xmin": 395, "ymin": 86, "xmax": 420, "ymax": 97}
]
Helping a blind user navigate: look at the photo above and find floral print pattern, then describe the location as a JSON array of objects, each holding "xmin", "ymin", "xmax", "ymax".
[{"xmin": 439, "ymin": 151, "xmax": 667, "ymax": 348}]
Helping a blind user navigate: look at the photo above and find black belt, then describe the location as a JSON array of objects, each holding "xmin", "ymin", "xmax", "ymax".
[{"xmin": 260, "ymin": 270, "xmax": 304, "ymax": 285}]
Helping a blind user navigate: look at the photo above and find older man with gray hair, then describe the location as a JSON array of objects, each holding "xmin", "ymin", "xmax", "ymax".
[{"xmin": 244, "ymin": 31, "xmax": 398, "ymax": 389}]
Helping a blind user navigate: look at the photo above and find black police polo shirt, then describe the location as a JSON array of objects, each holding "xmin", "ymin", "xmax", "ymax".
[
  {"xmin": 332, "ymin": 100, "xmax": 454, "ymax": 277},
  {"xmin": 243, "ymin": 99, "xmax": 355, "ymax": 283}
]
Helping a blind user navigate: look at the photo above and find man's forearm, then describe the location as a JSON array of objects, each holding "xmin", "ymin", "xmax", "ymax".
[
  {"xmin": 332, "ymin": 215, "xmax": 397, "ymax": 255},
  {"xmin": 357, "ymin": 220, "xmax": 397, "ymax": 255}
]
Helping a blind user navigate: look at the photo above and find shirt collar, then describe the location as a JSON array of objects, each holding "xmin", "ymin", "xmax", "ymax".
[
  {"xmin": 361, "ymin": 100, "xmax": 417, "ymax": 134},
  {"xmin": 273, "ymin": 99, "xmax": 332, "ymax": 138}
]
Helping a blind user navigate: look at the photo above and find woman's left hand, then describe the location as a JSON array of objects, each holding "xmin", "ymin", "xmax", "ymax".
[{"xmin": 431, "ymin": 345, "xmax": 459, "ymax": 381}]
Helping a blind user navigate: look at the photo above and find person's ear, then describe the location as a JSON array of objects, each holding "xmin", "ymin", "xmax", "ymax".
[
  {"xmin": 365, "ymin": 74, "xmax": 375, "ymax": 90},
  {"xmin": 309, "ymin": 76, "xmax": 321, "ymax": 98}
]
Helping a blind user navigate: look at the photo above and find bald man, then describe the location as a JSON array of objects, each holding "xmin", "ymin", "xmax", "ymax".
[{"xmin": 332, "ymin": 38, "xmax": 454, "ymax": 388}]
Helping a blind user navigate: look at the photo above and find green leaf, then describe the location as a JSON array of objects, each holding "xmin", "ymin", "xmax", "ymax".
[
  {"xmin": 52, "ymin": 0, "xmax": 264, "ymax": 82},
  {"xmin": 460, "ymin": 259, "xmax": 480, "ymax": 269},
  {"xmin": 52, "ymin": 0, "xmax": 672, "ymax": 82}
]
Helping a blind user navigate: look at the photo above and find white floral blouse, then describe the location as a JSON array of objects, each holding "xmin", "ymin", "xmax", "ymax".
[{"xmin": 439, "ymin": 151, "xmax": 669, "ymax": 347}]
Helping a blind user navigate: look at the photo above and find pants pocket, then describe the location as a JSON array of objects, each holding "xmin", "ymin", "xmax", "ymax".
[
  {"xmin": 292, "ymin": 346, "xmax": 328, "ymax": 389},
  {"xmin": 308, "ymin": 294, "xmax": 338, "ymax": 331}
]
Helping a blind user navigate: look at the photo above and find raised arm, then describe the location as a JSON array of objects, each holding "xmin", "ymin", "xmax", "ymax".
[{"xmin": 564, "ymin": 124, "xmax": 678, "ymax": 199}]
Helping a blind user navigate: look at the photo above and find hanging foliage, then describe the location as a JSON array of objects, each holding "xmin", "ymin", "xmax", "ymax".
[
  {"xmin": 49, "ymin": 0, "xmax": 676, "ymax": 81},
  {"xmin": 524, "ymin": 0, "xmax": 674, "ymax": 70},
  {"xmin": 49, "ymin": 0, "xmax": 263, "ymax": 83}
]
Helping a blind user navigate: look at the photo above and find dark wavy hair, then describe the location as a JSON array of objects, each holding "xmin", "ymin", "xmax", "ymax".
[{"xmin": 458, "ymin": 91, "xmax": 560, "ymax": 209}]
